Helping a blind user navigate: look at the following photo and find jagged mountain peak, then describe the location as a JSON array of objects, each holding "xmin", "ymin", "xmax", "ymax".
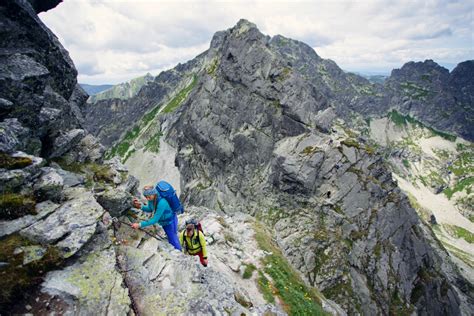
[{"xmin": 390, "ymin": 59, "xmax": 450, "ymax": 79}]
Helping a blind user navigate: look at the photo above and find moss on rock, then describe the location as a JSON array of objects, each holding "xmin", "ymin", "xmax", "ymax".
[
  {"xmin": 0, "ymin": 234, "xmax": 63, "ymax": 312},
  {"xmin": 0, "ymin": 193, "xmax": 36, "ymax": 220},
  {"xmin": 0, "ymin": 152, "xmax": 33, "ymax": 170}
]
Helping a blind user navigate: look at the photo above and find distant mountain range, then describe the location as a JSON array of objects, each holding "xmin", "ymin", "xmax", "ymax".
[{"xmin": 80, "ymin": 83, "xmax": 113, "ymax": 95}]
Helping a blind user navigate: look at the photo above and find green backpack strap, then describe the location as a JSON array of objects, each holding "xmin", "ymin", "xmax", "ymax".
[{"xmin": 182, "ymin": 230, "xmax": 188, "ymax": 253}]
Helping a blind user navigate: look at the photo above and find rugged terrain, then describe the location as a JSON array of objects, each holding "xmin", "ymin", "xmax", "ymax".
[
  {"xmin": 84, "ymin": 18, "xmax": 474, "ymax": 315},
  {"xmin": 1, "ymin": 1, "xmax": 473, "ymax": 315}
]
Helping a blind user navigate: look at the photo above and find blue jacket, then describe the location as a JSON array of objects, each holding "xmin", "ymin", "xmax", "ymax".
[{"xmin": 139, "ymin": 197, "xmax": 174, "ymax": 228}]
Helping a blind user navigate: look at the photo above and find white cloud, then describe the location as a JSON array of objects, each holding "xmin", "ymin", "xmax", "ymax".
[{"xmin": 39, "ymin": 0, "xmax": 474, "ymax": 84}]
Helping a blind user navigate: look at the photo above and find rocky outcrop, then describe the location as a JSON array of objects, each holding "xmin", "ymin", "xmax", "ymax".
[
  {"xmin": 156, "ymin": 20, "xmax": 473, "ymax": 315},
  {"xmin": 0, "ymin": 0, "xmax": 101, "ymax": 159},
  {"xmin": 0, "ymin": 1, "xmax": 135, "ymax": 313},
  {"xmin": 385, "ymin": 60, "xmax": 474, "ymax": 141},
  {"xmin": 2, "ymin": 2, "xmax": 473, "ymax": 314}
]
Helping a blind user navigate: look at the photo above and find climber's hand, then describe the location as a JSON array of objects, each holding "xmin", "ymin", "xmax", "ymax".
[
  {"xmin": 132, "ymin": 198, "xmax": 141, "ymax": 209},
  {"xmin": 131, "ymin": 223, "xmax": 140, "ymax": 229}
]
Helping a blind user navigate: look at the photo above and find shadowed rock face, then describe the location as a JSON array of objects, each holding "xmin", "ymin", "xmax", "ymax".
[
  {"xmin": 0, "ymin": 0, "xmax": 96, "ymax": 158},
  {"xmin": 385, "ymin": 60, "xmax": 474, "ymax": 141},
  {"xmin": 27, "ymin": 0, "xmax": 62, "ymax": 13}
]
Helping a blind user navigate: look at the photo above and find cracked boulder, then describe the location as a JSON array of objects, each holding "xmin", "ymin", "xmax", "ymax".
[
  {"xmin": 41, "ymin": 247, "xmax": 130, "ymax": 315},
  {"xmin": 20, "ymin": 190, "xmax": 105, "ymax": 258},
  {"xmin": 95, "ymin": 189, "xmax": 132, "ymax": 218}
]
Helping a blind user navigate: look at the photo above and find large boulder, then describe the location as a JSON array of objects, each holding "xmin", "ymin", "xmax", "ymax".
[
  {"xmin": 33, "ymin": 167, "xmax": 64, "ymax": 202},
  {"xmin": 0, "ymin": 201, "xmax": 59, "ymax": 238},
  {"xmin": 41, "ymin": 248, "xmax": 131, "ymax": 315},
  {"xmin": 95, "ymin": 189, "xmax": 132, "ymax": 218},
  {"xmin": 21, "ymin": 190, "xmax": 105, "ymax": 258},
  {"xmin": 62, "ymin": 134, "xmax": 105, "ymax": 164},
  {"xmin": 48, "ymin": 129, "xmax": 86, "ymax": 159}
]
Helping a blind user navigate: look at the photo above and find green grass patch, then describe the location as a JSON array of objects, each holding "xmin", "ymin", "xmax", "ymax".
[
  {"xmin": 399, "ymin": 81, "xmax": 430, "ymax": 100},
  {"xmin": 108, "ymin": 141, "xmax": 131, "ymax": 159},
  {"xmin": 53, "ymin": 160, "xmax": 116, "ymax": 187},
  {"xmin": 257, "ymin": 271, "xmax": 275, "ymax": 303},
  {"xmin": 388, "ymin": 109, "xmax": 416, "ymax": 126},
  {"xmin": 123, "ymin": 126, "xmax": 140, "ymax": 142},
  {"xmin": 448, "ymin": 151, "xmax": 474, "ymax": 177},
  {"xmin": 206, "ymin": 58, "xmax": 219, "ymax": 76},
  {"xmin": 388, "ymin": 110, "xmax": 456, "ymax": 141},
  {"xmin": 144, "ymin": 131, "xmax": 163, "ymax": 154},
  {"xmin": 254, "ymin": 222, "xmax": 327, "ymax": 315},
  {"xmin": 243, "ymin": 263, "xmax": 257, "ymax": 279},
  {"xmin": 402, "ymin": 159, "xmax": 410, "ymax": 168},
  {"xmin": 122, "ymin": 148, "xmax": 136, "ymax": 163},
  {"xmin": 444, "ymin": 177, "xmax": 474, "ymax": 199},
  {"xmin": 162, "ymin": 75, "xmax": 197, "ymax": 114},
  {"xmin": 443, "ymin": 224, "xmax": 474, "ymax": 244},
  {"xmin": 441, "ymin": 242, "xmax": 473, "ymax": 268},
  {"xmin": 301, "ymin": 146, "xmax": 320, "ymax": 156},
  {"xmin": 141, "ymin": 105, "xmax": 161, "ymax": 126},
  {"xmin": 341, "ymin": 138, "xmax": 361, "ymax": 149}
]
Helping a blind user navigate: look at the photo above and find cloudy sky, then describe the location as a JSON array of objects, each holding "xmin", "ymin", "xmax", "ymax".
[{"xmin": 39, "ymin": 0, "xmax": 473, "ymax": 85}]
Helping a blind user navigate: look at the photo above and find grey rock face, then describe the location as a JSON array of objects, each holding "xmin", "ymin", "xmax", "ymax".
[
  {"xmin": 95, "ymin": 189, "xmax": 132, "ymax": 218},
  {"xmin": 0, "ymin": 169, "xmax": 30, "ymax": 192},
  {"xmin": 41, "ymin": 230, "xmax": 131, "ymax": 316},
  {"xmin": 33, "ymin": 167, "xmax": 64, "ymax": 202},
  {"xmin": 53, "ymin": 167, "xmax": 85, "ymax": 188},
  {"xmin": 49, "ymin": 129, "xmax": 86, "ymax": 158},
  {"xmin": 21, "ymin": 190, "xmax": 105, "ymax": 258},
  {"xmin": 158, "ymin": 20, "xmax": 473, "ymax": 314},
  {"xmin": 0, "ymin": 119, "xmax": 41, "ymax": 155},
  {"xmin": 385, "ymin": 59, "xmax": 474, "ymax": 141},
  {"xmin": 83, "ymin": 57, "xmax": 203, "ymax": 147},
  {"xmin": 61, "ymin": 134, "xmax": 105, "ymax": 164},
  {"xmin": 0, "ymin": 200, "xmax": 59, "ymax": 238},
  {"xmin": 0, "ymin": 0, "xmax": 93, "ymax": 158}
]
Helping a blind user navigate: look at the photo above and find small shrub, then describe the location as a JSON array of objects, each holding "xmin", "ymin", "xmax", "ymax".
[
  {"xmin": 243, "ymin": 263, "xmax": 257, "ymax": 279},
  {"xmin": 402, "ymin": 159, "xmax": 410, "ymax": 168}
]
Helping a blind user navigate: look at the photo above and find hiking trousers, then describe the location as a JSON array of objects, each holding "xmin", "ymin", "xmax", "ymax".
[
  {"xmin": 162, "ymin": 213, "xmax": 182, "ymax": 251},
  {"xmin": 192, "ymin": 251, "xmax": 207, "ymax": 267}
]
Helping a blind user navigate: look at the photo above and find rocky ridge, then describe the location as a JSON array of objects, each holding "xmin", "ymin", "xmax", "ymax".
[{"xmin": 95, "ymin": 20, "xmax": 474, "ymax": 314}]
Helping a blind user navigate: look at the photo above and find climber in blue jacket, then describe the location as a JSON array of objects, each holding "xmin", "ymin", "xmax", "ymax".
[{"xmin": 131, "ymin": 185, "xmax": 181, "ymax": 250}]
